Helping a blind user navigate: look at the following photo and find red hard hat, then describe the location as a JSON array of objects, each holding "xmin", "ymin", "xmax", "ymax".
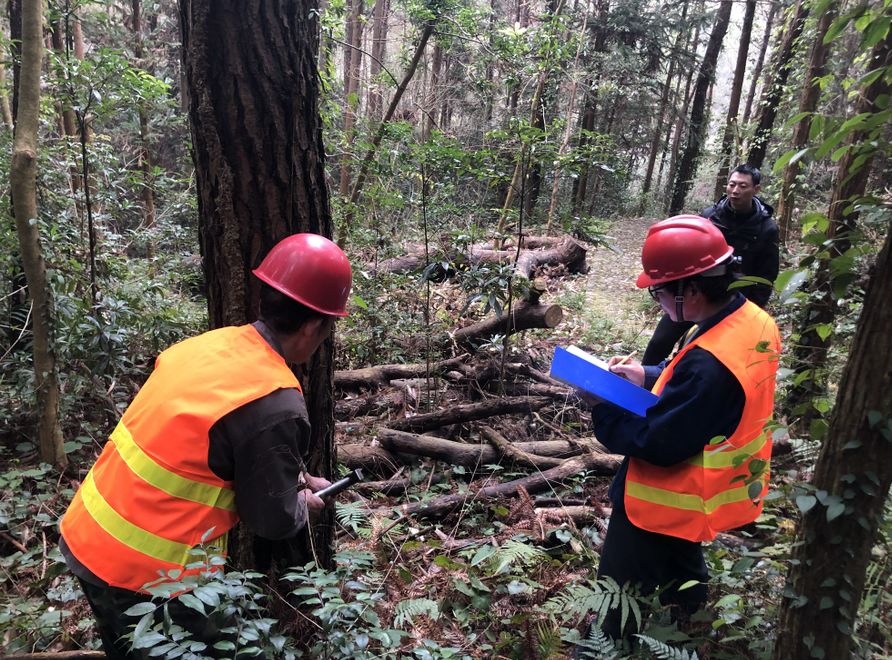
[
  {"xmin": 636, "ymin": 215, "xmax": 734, "ymax": 288},
  {"xmin": 253, "ymin": 234, "xmax": 352, "ymax": 316}
]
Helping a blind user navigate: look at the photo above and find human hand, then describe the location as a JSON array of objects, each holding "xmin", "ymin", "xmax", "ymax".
[
  {"xmin": 299, "ymin": 489, "xmax": 327, "ymax": 519},
  {"xmin": 607, "ymin": 355, "xmax": 645, "ymax": 387},
  {"xmin": 302, "ymin": 472, "xmax": 332, "ymax": 493}
]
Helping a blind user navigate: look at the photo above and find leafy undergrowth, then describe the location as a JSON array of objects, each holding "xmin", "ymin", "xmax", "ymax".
[{"xmin": 2, "ymin": 235, "xmax": 889, "ymax": 658}]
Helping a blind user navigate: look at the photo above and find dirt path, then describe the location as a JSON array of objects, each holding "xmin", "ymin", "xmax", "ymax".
[{"xmin": 583, "ymin": 216, "xmax": 659, "ymax": 345}]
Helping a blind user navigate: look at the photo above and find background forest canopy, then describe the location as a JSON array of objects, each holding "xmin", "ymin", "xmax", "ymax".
[{"xmin": 1, "ymin": 0, "xmax": 891, "ymax": 657}]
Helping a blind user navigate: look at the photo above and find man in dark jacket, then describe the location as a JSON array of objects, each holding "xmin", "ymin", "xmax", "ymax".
[{"xmin": 641, "ymin": 164, "xmax": 779, "ymax": 365}]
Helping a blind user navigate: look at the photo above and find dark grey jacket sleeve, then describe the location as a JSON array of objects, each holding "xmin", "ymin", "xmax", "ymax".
[{"xmin": 208, "ymin": 388, "xmax": 312, "ymax": 540}]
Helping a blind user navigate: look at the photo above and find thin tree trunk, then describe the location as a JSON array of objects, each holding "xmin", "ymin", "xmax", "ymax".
[
  {"xmin": 571, "ymin": 0, "xmax": 609, "ymax": 215},
  {"xmin": 340, "ymin": 19, "xmax": 436, "ymax": 242},
  {"xmin": 338, "ymin": 0, "xmax": 365, "ymax": 197},
  {"xmin": 641, "ymin": 51, "xmax": 678, "ymax": 198},
  {"xmin": 11, "ymin": 0, "xmax": 67, "ymax": 468},
  {"xmin": 367, "ymin": 0, "xmax": 388, "ymax": 118},
  {"xmin": 663, "ymin": 14, "xmax": 700, "ymax": 211},
  {"xmin": 774, "ymin": 225, "xmax": 892, "ymax": 659},
  {"xmin": 132, "ymin": 0, "xmax": 157, "ymax": 230},
  {"xmin": 0, "ymin": 61, "xmax": 14, "ymax": 128},
  {"xmin": 669, "ymin": 0, "xmax": 733, "ymax": 214},
  {"xmin": 422, "ymin": 42, "xmax": 442, "ymax": 141},
  {"xmin": 746, "ymin": 0, "xmax": 809, "ymax": 169},
  {"xmin": 545, "ymin": 2, "xmax": 590, "ymax": 232},
  {"xmin": 784, "ymin": 30, "xmax": 891, "ymax": 429},
  {"xmin": 713, "ymin": 0, "xmax": 755, "ymax": 199},
  {"xmin": 8, "ymin": 0, "xmax": 21, "ymax": 123},
  {"xmin": 742, "ymin": 1, "xmax": 777, "ymax": 127},
  {"xmin": 776, "ymin": 6, "xmax": 836, "ymax": 243}
]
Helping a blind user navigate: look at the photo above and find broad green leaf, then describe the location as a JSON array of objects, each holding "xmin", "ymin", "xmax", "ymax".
[{"xmin": 796, "ymin": 495, "xmax": 817, "ymax": 513}]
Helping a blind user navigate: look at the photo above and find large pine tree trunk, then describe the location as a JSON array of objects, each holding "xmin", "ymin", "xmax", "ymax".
[
  {"xmin": 668, "ymin": 0, "xmax": 732, "ymax": 214},
  {"xmin": 712, "ymin": 0, "xmax": 755, "ymax": 199},
  {"xmin": 784, "ymin": 30, "xmax": 891, "ymax": 429},
  {"xmin": 179, "ymin": 0, "xmax": 337, "ymax": 569},
  {"xmin": 746, "ymin": 0, "xmax": 809, "ymax": 169},
  {"xmin": 11, "ymin": 0, "xmax": 67, "ymax": 468},
  {"xmin": 774, "ymin": 226, "xmax": 892, "ymax": 660},
  {"xmin": 776, "ymin": 6, "xmax": 836, "ymax": 243}
]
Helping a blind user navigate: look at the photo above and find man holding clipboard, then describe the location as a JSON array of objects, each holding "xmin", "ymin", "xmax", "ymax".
[{"xmin": 585, "ymin": 216, "xmax": 781, "ymax": 641}]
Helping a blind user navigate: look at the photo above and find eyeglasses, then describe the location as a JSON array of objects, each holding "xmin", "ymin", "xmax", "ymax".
[{"xmin": 648, "ymin": 285, "xmax": 670, "ymax": 301}]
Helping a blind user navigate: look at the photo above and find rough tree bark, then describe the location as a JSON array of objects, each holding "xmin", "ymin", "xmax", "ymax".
[
  {"xmin": 746, "ymin": 0, "xmax": 810, "ymax": 169},
  {"xmin": 774, "ymin": 227, "xmax": 892, "ymax": 660},
  {"xmin": 712, "ymin": 0, "xmax": 755, "ymax": 199},
  {"xmin": 776, "ymin": 6, "xmax": 837, "ymax": 243},
  {"xmin": 668, "ymin": 0, "xmax": 732, "ymax": 214},
  {"xmin": 10, "ymin": 0, "xmax": 67, "ymax": 467},
  {"xmin": 179, "ymin": 0, "xmax": 337, "ymax": 568}
]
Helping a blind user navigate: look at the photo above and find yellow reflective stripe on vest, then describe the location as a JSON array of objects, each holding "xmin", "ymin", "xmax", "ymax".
[
  {"xmin": 110, "ymin": 422, "xmax": 235, "ymax": 511},
  {"xmin": 626, "ymin": 479, "xmax": 762, "ymax": 514},
  {"xmin": 80, "ymin": 470, "xmax": 192, "ymax": 565},
  {"xmin": 686, "ymin": 433, "xmax": 769, "ymax": 469}
]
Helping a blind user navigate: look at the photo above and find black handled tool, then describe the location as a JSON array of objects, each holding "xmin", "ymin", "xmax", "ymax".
[{"xmin": 313, "ymin": 468, "xmax": 364, "ymax": 500}]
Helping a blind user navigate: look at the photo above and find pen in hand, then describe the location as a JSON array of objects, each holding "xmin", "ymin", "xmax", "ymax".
[{"xmin": 616, "ymin": 350, "xmax": 638, "ymax": 366}]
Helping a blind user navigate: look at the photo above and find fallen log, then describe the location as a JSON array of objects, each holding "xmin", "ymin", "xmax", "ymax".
[
  {"xmin": 338, "ymin": 444, "xmax": 403, "ymax": 473},
  {"xmin": 375, "ymin": 236, "xmax": 587, "ymax": 279},
  {"xmin": 452, "ymin": 301, "xmax": 563, "ymax": 349},
  {"xmin": 466, "ymin": 237, "xmax": 588, "ymax": 278},
  {"xmin": 386, "ymin": 396, "xmax": 551, "ymax": 433},
  {"xmin": 395, "ymin": 452, "xmax": 621, "ymax": 518},
  {"xmin": 534, "ymin": 505, "xmax": 605, "ymax": 526},
  {"xmin": 336, "ymin": 390, "xmax": 406, "ymax": 419},
  {"xmin": 355, "ymin": 471, "xmax": 447, "ymax": 496},
  {"xmin": 376, "ymin": 429, "xmax": 584, "ymax": 468},
  {"xmin": 335, "ymin": 355, "xmax": 468, "ymax": 390},
  {"xmin": 481, "ymin": 426, "xmax": 565, "ymax": 469}
]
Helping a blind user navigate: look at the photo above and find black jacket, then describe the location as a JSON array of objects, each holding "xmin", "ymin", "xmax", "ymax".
[{"xmin": 700, "ymin": 196, "xmax": 779, "ymax": 308}]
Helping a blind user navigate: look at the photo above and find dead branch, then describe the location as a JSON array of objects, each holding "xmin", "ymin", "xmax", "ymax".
[
  {"xmin": 481, "ymin": 425, "xmax": 564, "ymax": 469},
  {"xmin": 336, "ymin": 389, "xmax": 406, "ymax": 419},
  {"xmin": 335, "ymin": 355, "xmax": 468, "ymax": 390},
  {"xmin": 386, "ymin": 395, "xmax": 551, "ymax": 433},
  {"xmin": 395, "ymin": 452, "xmax": 621, "ymax": 518},
  {"xmin": 375, "ymin": 429, "xmax": 584, "ymax": 468}
]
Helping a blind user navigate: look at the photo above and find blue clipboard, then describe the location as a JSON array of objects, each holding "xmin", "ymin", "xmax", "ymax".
[{"xmin": 550, "ymin": 346, "xmax": 659, "ymax": 417}]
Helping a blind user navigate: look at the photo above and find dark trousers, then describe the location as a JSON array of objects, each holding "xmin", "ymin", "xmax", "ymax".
[
  {"xmin": 77, "ymin": 577, "xmax": 238, "ymax": 659},
  {"xmin": 596, "ymin": 505, "xmax": 708, "ymax": 639},
  {"xmin": 642, "ymin": 314, "xmax": 695, "ymax": 366}
]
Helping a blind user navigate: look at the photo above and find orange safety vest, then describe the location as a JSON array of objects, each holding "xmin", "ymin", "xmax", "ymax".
[
  {"xmin": 60, "ymin": 324, "xmax": 302, "ymax": 593},
  {"xmin": 625, "ymin": 300, "xmax": 780, "ymax": 542}
]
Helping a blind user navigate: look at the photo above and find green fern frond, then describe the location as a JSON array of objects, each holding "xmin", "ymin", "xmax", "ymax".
[
  {"xmin": 393, "ymin": 597, "xmax": 440, "ymax": 629},
  {"xmin": 544, "ymin": 577, "xmax": 641, "ymax": 633},
  {"xmin": 573, "ymin": 624, "xmax": 618, "ymax": 659},
  {"xmin": 635, "ymin": 634, "xmax": 699, "ymax": 659},
  {"xmin": 488, "ymin": 539, "xmax": 549, "ymax": 575},
  {"xmin": 335, "ymin": 501, "xmax": 370, "ymax": 536}
]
